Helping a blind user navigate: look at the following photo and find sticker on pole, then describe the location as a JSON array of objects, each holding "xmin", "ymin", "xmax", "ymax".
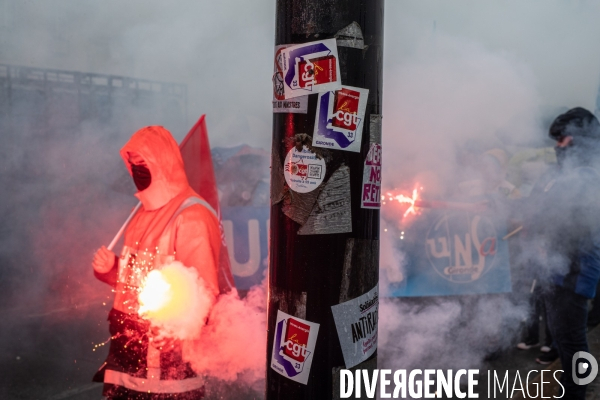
[
  {"xmin": 270, "ymin": 309, "xmax": 320, "ymax": 385},
  {"xmin": 284, "ymin": 145, "xmax": 326, "ymax": 193},
  {"xmin": 361, "ymin": 143, "xmax": 382, "ymax": 208},
  {"xmin": 331, "ymin": 284, "xmax": 379, "ymax": 369},
  {"xmin": 273, "ymin": 45, "xmax": 308, "ymax": 113},
  {"xmin": 280, "ymin": 39, "xmax": 341, "ymax": 99},
  {"xmin": 312, "ymin": 86, "xmax": 369, "ymax": 152}
]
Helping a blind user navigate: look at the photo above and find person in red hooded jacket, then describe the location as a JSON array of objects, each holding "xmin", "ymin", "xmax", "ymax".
[{"xmin": 92, "ymin": 126, "xmax": 221, "ymax": 399}]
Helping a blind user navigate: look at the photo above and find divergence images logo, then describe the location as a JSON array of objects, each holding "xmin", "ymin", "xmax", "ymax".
[
  {"xmin": 573, "ymin": 351, "xmax": 598, "ymax": 385},
  {"xmin": 426, "ymin": 214, "xmax": 498, "ymax": 283}
]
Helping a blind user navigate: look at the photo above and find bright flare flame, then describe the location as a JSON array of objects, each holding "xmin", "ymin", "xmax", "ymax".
[
  {"xmin": 387, "ymin": 186, "xmax": 421, "ymax": 217},
  {"xmin": 138, "ymin": 265, "xmax": 198, "ymax": 323},
  {"xmin": 137, "ymin": 262, "xmax": 214, "ymax": 341},
  {"xmin": 138, "ymin": 269, "xmax": 172, "ymax": 316}
]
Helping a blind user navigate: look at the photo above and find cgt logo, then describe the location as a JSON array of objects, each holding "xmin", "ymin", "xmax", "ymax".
[
  {"xmin": 297, "ymin": 56, "xmax": 336, "ymax": 88},
  {"xmin": 283, "ymin": 318, "xmax": 311, "ymax": 363},
  {"xmin": 573, "ymin": 351, "xmax": 598, "ymax": 385},
  {"xmin": 271, "ymin": 310, "xmax": 320, "ymax": 385},
  {"xmin": 331, "ymin": 88, "xmax": 361, "ymax": 131}
]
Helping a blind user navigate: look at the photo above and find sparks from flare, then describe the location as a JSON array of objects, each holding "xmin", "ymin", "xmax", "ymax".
[
  {"xmin": 385, "ymin": 186, "xmax": 422, "ymax": 218},
  {"xmin": 136, "ymin": 262, "xmax": 209, "ymax": 337}
]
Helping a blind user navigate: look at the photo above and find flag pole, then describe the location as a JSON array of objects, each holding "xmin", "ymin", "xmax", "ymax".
[{"xmin": 107, "ymin": 202, "xmax": 142, "ymax": 251}]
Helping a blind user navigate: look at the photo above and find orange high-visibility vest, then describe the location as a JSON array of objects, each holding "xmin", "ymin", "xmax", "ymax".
[{"xmin": 95, "ymin": 126, "xmax": 222, "ymax": 398}]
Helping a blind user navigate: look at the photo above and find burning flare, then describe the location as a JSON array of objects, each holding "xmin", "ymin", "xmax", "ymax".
[
  {"xmin": 137, "ymin": 262, "xmax": 214, "ymax": 340},
  {"xmin": 138, "ymin": 269, "xmax": 172, "ymax": 317},
  {"xmin": 383, "ymin": 185, "xmax": 489, "ymax": 219},
  {"xmin": 385, "ymin": 186, "xmax": 422, "ymax": 218}
]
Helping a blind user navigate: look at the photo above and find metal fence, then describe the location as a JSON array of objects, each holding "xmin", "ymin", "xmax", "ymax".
[{"xmin": 0, "ymin": 63, "xmax": 187, "ymax": 138}]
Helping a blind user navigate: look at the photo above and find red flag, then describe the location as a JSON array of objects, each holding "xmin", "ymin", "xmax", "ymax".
[{"xmin": 180, "ymin": 115, "xmax": 236, "ymax": 293}]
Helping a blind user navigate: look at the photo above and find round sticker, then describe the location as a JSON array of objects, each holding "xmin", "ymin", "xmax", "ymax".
[{"xmin": 283, "ymin": 146, "xmax": 326, "ymax": 193}]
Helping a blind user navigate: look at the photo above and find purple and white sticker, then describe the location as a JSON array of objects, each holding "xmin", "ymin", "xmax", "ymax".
[
  {"xmin": 280, "ymin": 39, "xmax": 341, "ymax": 99},
  {"xmin": 312, "ymin": 85, "xmax": 369, "ymax": 153},
  {"xmin": 270, "ymin": 310, "xmax": 320, "ymax": 385}
]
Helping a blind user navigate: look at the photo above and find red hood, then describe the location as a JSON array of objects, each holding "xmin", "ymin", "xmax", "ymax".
[{"xmin": 120, "ymin": 126, "xmax": 189, "ymax": 210}]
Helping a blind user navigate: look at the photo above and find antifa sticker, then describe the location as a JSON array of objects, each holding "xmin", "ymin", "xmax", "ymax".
[
  {"xmin": 270, "ymin": 309, "xmax": 320, "ymax": 385},
  {"xmin": 361, "ymin": 143, "xmax": 382, "ymax": 209},
  {"xmin": 312, "ymin": 86, "xmax": 369, "ymax": 153},
  {"xmin": 279, "ymin": 39, "xmax": 341, "ymax": 99},
  {"xmin": 273, "ymin": 45, "xmax": 308, "ymax": 113},
  {"xmin": 331, "ymin": 284, "xmax": 379, "ymax": 369},
  {"xmin": 284, "ymin": 146, "xmax": 326, "ymax": 193}
]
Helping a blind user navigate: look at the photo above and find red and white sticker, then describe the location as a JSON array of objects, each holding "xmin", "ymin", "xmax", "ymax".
[
  {"xmin": 279, "ymin": 39, "xmax": 341, "ymax": 99},
  {"xmin": 361, "ymin": 143, "xmax": 382, "ymax": 209},
  {"xmin": 284, "ymin": 146, "xmax": 326, "ymax": 193},
  {"xmin": 270, "ymin": 310, "xmax": 320, "ymax": 385},
  {"xmin": 312, "ymin": 85, "xmax": 369, "ymax": 153}
]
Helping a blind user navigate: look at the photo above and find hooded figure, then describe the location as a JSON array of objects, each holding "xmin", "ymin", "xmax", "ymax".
[
  {"xmin": 526, "ymin": 108, "xmax": 600, "ymax": 399},
  {"xmin": 92, "ymin": 126, "xmax": 221, "ymax": 399},
  {"xmin": 549, "ymin": 107, "xmax": 600, "ymax": 169}
]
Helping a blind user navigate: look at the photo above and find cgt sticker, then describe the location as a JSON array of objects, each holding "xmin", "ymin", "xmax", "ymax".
[
  {"xmin": 280, "ymin": 39, "xmax": 341, "ymax": 99},
  {"xmin": 331, "ymin": 284, "xmax": 379, "ymax": 369},
  {"xmin": 361, "ymin": 143, "xmax": 382, "ymax": 209},
  {"xmin": 312, "ymin": 86, "xmax": 369, "ymax": 153},
  {"xmin": 284, "ymin": 146, "xmax": 326, "ymax": 193},
  {"xmin": 273, "ymin": 45, "xmax": 308, "ymax": 113},
  {"xmin": 271, "ymin": 310, "xmax": 320, "ymax": 385}
]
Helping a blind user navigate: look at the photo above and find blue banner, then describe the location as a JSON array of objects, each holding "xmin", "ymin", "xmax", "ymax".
[
  {"xmin": 221, "ymin": 206, "xmax": 270, "ymax": 290},
  {"xmin": 387, "ymin": 208, "xmax": 512, "ymax": 297}
]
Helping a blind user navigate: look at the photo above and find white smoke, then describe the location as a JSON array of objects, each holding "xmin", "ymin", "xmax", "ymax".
[
  {"xmin": 379, "ymin": 219, "xmax": 406, "ymax": 297},
  {"xmin": 378, "ymin": 23, "xmax": 544, "ymax": 375},
  {"xmin": 186, "ymin": 282, "xmax": 267, "ymax": 386},
  {"xmin": 382, "ymin": 33, "xmax": 543, "ymax": 190},
  {"xmin": 137, "ymin": 262, "xmax": 267, "ymax": 388},
  {"xmin": 2, "ymin": 1, "xmax": 600, "ymax": 398}
]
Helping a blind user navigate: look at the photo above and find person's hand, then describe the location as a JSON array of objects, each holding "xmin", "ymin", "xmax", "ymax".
[{"xmin": 93, "ymin": 246, "xmax": 116, "ymax": 274}]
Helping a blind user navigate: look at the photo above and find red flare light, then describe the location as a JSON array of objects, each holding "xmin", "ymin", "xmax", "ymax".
[
  {"xmin": 137, "ymin": 265, "xmax": 198, "ymax": 323},
  {"xmin": 138, "ymin": 269, "xmax": 172, "ymax": 317},
  {"xmin": 384, "ymin": 186, "xmax": 422, "ymax": 218},
  {"xmin": 135, "ymin": 262, "xmax": 214, "ymax": 341},
  {"xmin": 383, "ymin": 184, "xmax": 489, "ymax": 221}
]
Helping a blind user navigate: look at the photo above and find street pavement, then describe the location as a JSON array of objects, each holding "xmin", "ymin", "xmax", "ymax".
[
  {"xmin": 1, "ymin": 298, "xmax": 600, "ymax": 400},
  {"xmin": 0, "ymin": 298, "xmax": 264, "ymax": 400}
]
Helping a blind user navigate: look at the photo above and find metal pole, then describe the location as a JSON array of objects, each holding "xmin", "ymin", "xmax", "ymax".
[{"xmin": 267, "ymin": 1, "xmax": 384, "ymax": 398}]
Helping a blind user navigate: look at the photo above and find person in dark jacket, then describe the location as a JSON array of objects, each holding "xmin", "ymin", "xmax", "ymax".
[{"xmin": 530, "ymin": 107, "xmax": 600, "ymax": 399}]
